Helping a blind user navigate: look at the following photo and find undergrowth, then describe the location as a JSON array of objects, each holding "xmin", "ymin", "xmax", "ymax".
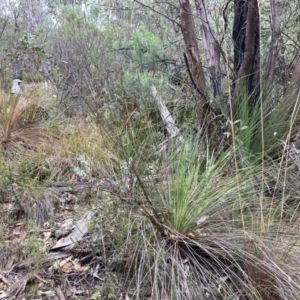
[
  {"xmin": 1, "ymin": 80, "xmax": 300, "ymax": 300},
  {"xmin": 107, "ymin": 139, "xmax": 299, "ymax": 298},
  {"xmin": 97, "ymin": 87, "xmax": 300, "ymax": 299}
]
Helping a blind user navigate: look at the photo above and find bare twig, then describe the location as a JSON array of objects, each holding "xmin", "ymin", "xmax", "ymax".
[{"xmin": 134, "ymin": 0, "xmax": 181, "ymax": 26}]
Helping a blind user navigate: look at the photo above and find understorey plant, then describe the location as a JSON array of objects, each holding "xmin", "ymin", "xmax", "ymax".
[{"xmin": 106, "ymin": 129, "xmax": 300, "ymax": 299}]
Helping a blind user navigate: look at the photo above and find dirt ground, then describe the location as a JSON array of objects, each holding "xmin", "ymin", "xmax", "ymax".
[{"xmin": 0, "ymin": 181, "xmax": 132, "ymax": 300}]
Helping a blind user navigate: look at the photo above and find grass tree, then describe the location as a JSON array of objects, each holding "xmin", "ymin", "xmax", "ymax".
[{"xmin": 105, "ymin": 129, "xmax": 300, "ymax": 299}]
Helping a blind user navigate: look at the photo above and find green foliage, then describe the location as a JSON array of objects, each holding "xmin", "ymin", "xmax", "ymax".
[
  {"xmin": 233, "ymin": 86, "xmax": 296, "ymax": 162},
  {"xmin": 121, "ymin": 70, "xmax": 164, "ymax": 105},
  {"xmin": 129, "ymin": 28, "xmax": 164, "ymax": 66},
  {"xmin": 107, "ymin": 132, "xmax": 300, "ymax": 299},
  {"xmin": 16, "ymin": 154, "xmax": 50, "ymax": 186},
  {"xmin": 0, "ymin": 1, "xmax": 300, "ymax": 299},
  {"xmin": 22, "ymin": 71, "xmax": 45, "ymax": 83},
  {"xmin": 117, "ymin": 114, "xmax": 163, "ymax": 163},
  {"xmin": 2, "ymin": 31, "xmax": 47, "ymax": 70},
  {"xmin": 90, "ymin": 291, "xmax": 101, "ymax": 300},
  {"xmin": 161, "ymin": 139, "xmax": 235, "ymax": 233},
  {"xmin": 16, "ymin": 230, "xmax": 43, "ymax": 269},
  {"xmin": 114, "ymin": 28, "xmax": 167, "ymax": 113},
  {"xmin": 0, "ymin": 162, "xmax": 10, "ymax": 202}
]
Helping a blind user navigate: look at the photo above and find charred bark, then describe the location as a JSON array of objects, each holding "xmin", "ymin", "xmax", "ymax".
[{"xmin": 233, "ymin": 0, "xmax": 260, "ymax": 109}]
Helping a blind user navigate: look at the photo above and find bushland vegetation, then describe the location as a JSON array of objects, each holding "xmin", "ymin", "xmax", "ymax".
[{"xmin": 0, "ymin": 0, "xmax": 300, "ymax": 299}]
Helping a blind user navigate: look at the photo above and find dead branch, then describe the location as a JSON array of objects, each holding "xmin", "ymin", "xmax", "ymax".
[{"xmin": 151, "ymin": 85, "xmax": 183, "ymax": 143}]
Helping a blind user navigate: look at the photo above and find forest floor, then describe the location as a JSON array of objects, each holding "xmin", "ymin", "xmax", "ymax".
[
  {"xmin": 2, "ymin": 83, "xmax": 300, "ymax": 300},
  {"xmin": 0, "ymin": 169, "xmax": 132, "ymax": 300},
  {"xmin": 0, "ymin": 114, "xmax": 136, "ymax": 300}
]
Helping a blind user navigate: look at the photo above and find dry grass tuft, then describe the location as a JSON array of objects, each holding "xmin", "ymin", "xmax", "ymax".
[
  {"xmin": 25, "ymin": 190, "xmax": 55, "ymax": 225},
  {"xmin": 0, "ymin": 88, "xmax": 50, "ymax": 144}
]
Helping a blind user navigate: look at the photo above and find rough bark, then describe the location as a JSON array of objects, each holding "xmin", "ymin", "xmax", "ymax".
[
  {"xmin": 266, "ymin": 0, "xmax": 281, "ymax": 85},
  {"xmin": 233, "ymin": 0, "xmax": 260, "ymax": 108},
  {"xmin": 289, "ymin": 54, "xmax": 300, "ymax": 98},
  {"xmin": 194, "ymin": 0, "xmax": 221, "ymax": 98},
  {"xmin": 178, "ymin": 0, "xmax": 209, "ymax": 124}
]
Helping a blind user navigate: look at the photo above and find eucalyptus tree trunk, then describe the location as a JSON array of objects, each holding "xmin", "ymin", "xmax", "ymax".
[
  {"xmin": 265, "ymin": 0, "xmax": 281, "ymax": 85},
  {"xmin": 178, "ymin": 0, "xmax": 210, "ymax": 125},
  {"xmin": 232, "ymin": 0, "xmax": 260, "ymax": 109},
  {"xmin": 194, "ymin": 0, "xmax": 221, "ymax": 99},
  {"xmin": 289, "ymin": 54, "xmax": 300, "ymax": 98}
]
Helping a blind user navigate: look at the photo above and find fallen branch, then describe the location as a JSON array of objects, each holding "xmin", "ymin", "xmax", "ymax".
[{"xmin": 151, "ymin": 85, "xmax": 183, "ymax": 143}]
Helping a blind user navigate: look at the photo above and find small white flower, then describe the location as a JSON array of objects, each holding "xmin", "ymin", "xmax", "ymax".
[{"xmin": 274, "ymin": 132, "xmax": 277, "ymax": 136}]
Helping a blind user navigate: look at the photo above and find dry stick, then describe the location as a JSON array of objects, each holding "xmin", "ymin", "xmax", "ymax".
[
  {"xmin": 55, "ymin": 286, "xmax": 66, "ymax": 300},
  {"xmin": 33, "ymin": 273, "xmax": 50, "ymax": 284},
  {"xmin": 129, "ymin": 161, "xmax": 166, "ymax": 235}
]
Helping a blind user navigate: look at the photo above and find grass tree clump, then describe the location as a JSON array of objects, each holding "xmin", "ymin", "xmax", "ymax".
[{"xmin": 105, "ymin": 128, "xmax": 300, "ymax": 299}]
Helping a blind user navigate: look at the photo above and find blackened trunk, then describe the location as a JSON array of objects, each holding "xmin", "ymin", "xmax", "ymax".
[{"xmin": 233, "ymin": 0, "xmax": 260, "ymax": 110}]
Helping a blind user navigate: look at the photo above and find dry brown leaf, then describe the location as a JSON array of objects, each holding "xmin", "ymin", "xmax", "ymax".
[
  {"xmin": 53, "ymin": 257, "xmax": 88, "ymax": 274},
  {"xmin": 61, "ymin": 260, "xmax": 87, "ymax": 274},
  {"xmin": 53, "ymin": 256, "xmax": 73, "ymax": 271}
]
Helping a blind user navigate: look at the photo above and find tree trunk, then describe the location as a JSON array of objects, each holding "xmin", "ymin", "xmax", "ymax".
[
  {"xmin": 289, "ymin": 54, "xmax": 300, "ymax": 98},
  {"xmin": 178, "ymin": 0, "xmax": 209, "ymax": 124},
  {"xmin": 25, "ymin": 0, "xmax": 33, "ymax": 33},
  {"xmin": 194, "ymin": 0, "xmax": 221, "ymax": 99},
  {"xmin": 265, "ymin": 0, "xmax": 281, "ymax": 85},
  {"xmin": 233, "ymin": 0, "xmax": 260, "ymax": 109}
]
